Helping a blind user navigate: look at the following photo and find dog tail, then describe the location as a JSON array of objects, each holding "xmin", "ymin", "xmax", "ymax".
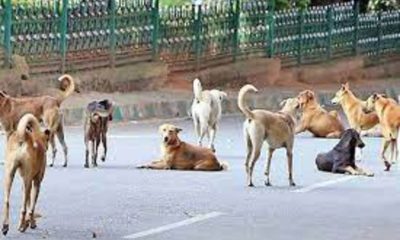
[
  {"xmin": 220, "ymin": 161, "xmax": 229, "ymax": 171},
  {"xmin": 238, "ymin": 84, "xmax": 257, "ymax": 119},
  {"xmin": 193, "ymin": 78, "xmax": 203, "ymax": 102},
  {"xmin": 57, "ymin": 74, "xmax": 77, "ymax": 104},
  {"xmin": 17, "ymin": 113, "xmax": 42, "ymax": 140}
]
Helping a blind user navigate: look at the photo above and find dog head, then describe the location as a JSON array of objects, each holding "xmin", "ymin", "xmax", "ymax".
[
  {"xmin": 297, "ymin": 90, "xmax": 315, "ymax": 109},
  {"xmin": 58, "ymin": 75, "xmax": 80, "ymax": 93},
  {"xmin": 331, "ymin": 82, "xmax": 349, "ymax": 105},
  {"xmin": 159, "ymin": 124, "xmax": 182, "ymax": 146},
  {"xmin": 363, "ymin": 93, "xmax": 386, "ymax": 113},
  {"xmin": 280, "ymin": 97, "xmax": 300, "ymax": 112},
  {"xmin": 339, "ymin": 129, "xmax": 365, "ymax": 150}
]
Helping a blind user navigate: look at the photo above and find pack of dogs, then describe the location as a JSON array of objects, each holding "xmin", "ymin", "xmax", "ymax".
[{"xmin": 0, "ymin": 75, "xmax": 398, "ymax": 235}]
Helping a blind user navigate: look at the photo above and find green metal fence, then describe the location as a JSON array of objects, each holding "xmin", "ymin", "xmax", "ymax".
[{"xmin": 0, "ymin": 0, "xmax": 399, "ymax": 73}]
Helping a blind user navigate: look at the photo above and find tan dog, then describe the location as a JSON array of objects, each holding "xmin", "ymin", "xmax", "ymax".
[
  {"xmin": 137, "ymin": 124, "xmax": 228, "ymax": 171},
  {"xmin": 331, "ymin": 83, "xmax": 380, "ymax": 133},
  {"xmin": 296, "ymin": 90, "xmax": 344, "ymax": 138},
  {"xmin": 2, "ymin": 114, "xmax": 50, "ymax": 235},
  {"xmin": 238, "ymin": 85, "xmax": 296, "ymax": 187},
  {"xmin": 364, "ymin": 94, "xmax": 400, "ymax": 171},
  {"xmin": 0, "ymin": 74, "xmax": 77, "ymax": 167}
]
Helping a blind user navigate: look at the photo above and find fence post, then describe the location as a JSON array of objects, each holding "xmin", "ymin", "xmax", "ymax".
[
  {"xmin": 267, "ymin": 0, "xmax": 275, "ymax": 58},
  {"xmin": 3, "ymin": 0, "xmax": 12, "ymax": 68},
  {"xmin": 297, "ymin": 8, "xmax": 304, "ymax": 65},
  {"xmin": 377, "ymin": 10, "xmax": 382, "ymax": 63},
  {"xmin": 326, "ymin": 5, "xmax": 333, "ymax": 61},
  {"xmin": 109, "ymin": 0, "xmax": 116, "ymax": 68},
  {"xmin": 194, "ymin": 4, "xmax": 202, "ymax": 72},
  {"xmin": 232, "ymin": 0, "xmax": 240, "ymax": 62},
  {"xmin": 60, "ymin": 0, "xmax": 68, "ymax": 73},
  {"xmin": 151, "ymin": 0, "xmax": 160, "ymax": 60},
  {"xmin": 353, "ymin": 0, "xmax": 359, "ymax": 56}
]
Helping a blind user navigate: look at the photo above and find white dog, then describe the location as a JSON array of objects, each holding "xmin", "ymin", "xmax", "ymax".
[{"xmin": 191, "ymin": 78, "xmax": 227, "ymax": 152}]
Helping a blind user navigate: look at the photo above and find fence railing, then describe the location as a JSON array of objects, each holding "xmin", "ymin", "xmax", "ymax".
[{"xmin": 1, "ymin": 0, "xmax": 400, "ymax": 74}]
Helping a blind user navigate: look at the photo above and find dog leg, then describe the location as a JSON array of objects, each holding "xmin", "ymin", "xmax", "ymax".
[
  {"xmin": 91, "ymin": 140, "xmax": 98, "ymax": 167},
  {"xmin": 101, "ymin": 132, "xmax": 107, "ymax": 162},
  {"xmin": 194, "ymin": 159, "xmax": 221, "ymax": 171},
  {"xmin": 264, "ymin": 148, "xmax": 274, "ymax": 186},
  {"xmin": 244, "ymin": 129, "xmax": 252, "ymax": 183},
  {"xmin": 344, "ymin": 166, "xmax": 359, "ymax": 175},
  {"xmin": 29, "ymin": 179, "xmax": 41, "ymax": 229},
  {"xmin": 18, "ymin": 179, "xmax": 32, "ymax": 233},
  {"xmin": 209, "ymin": 124, "xmax": 217, "ymax": 152},
  {"xmin": 390, "ymin": 138, "xmax": 397, "ymax": 164},
  {"xmin": 381, "ymin": 140, "xmax": 391, "ymax": 171},
  {"xmin": 136, "ymin": 160, "xmax": 170, "ymax": 170},
  {"xmin": 247, "ymin": 130, "xmax": 263, "ymax": 187},
  {"xmin": 355, "ymin": 147, "xmax": 363, "ymax": 162},
  {"xmin": 2, "ymin": 165, "xmax": 17, "ymax": 236},
  {"xmin": 56, "ymin": 124, "xmax": 68, "ymax": 167},
  {"xmin": 355, "ymin": 166, "xmax": 374, "ymax": 177},
  {"xmin": 84, "ymin": 139, "xmax": 90, "ymax": 168},
  {"xmin": 49, "ymin": 133, "xmax": 57, "ymax": 167},
  {"xmin": 286, "ymin": 149, "xmax": 296, "ymax": 186}
]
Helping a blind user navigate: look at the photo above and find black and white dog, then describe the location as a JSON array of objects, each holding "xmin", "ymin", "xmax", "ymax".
[{"xmin": 315, "ymin": 129, "xmax": 374, "ymax": 176}]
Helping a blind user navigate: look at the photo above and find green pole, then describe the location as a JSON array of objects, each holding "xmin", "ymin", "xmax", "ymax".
[
  {"xmin": 297, "ymin": 8, "xmax": 304, "ymax": 65},
  {"xmin": 4, "ymin": 0, "xmax": 12, "ymax": 68},
  {"xmin": 194, "ymin": 4, "xmax": 202, "ymax": 72},
  {"xmin": 232, "ymin": 0, "xmax": 240, "ymax": 62},
  {"xmin": 353, "ymin": 1, "xmax": 359, "ymax": 56},
  {"xmin": 267, "ymin": 0, "xmax": 275, "ymax": 58},
  {"xmin": 377, "ymin": 10, "xmax": 382, "ymax": 63},
  {"xmin": 60, "ymin": 0, "xmax": 68, "ymax": 73},
  {"xmin": 326, "ymin": 5, "xmax": 333, "ymax": 61},
  {"xmin": 151, "ymin": 0, "xmax": 160, "ymax": 61},
  {"xmin": 109, "ymin": 0, "xmax": 116, "ymax": 67}
]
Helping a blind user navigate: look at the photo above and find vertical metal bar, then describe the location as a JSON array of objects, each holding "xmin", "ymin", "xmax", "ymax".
[
  {"xmin": 232, "ymin": 0, "xmax": 240, "ymax": 62},
  {"xmin": 151, "ymin": 0, "xmax": 159, "ymax": 60},
  {"xmin": 353, "ymin": 0, "xmax": 359, "ymax": 56},
  {"xmin": 297, "ymin": 8, "xmax": 304, "ymax": 65},
  {"xmin": 377, "ymin": 10, "xmax": 382, "ymax": 63},
  {"xmin": 267, "ymin": 0, "xmax": 275, "ymax": 58},
  {"xmin": 60, "ymin": 0, "xmax": 68, "ymax": 73},
  {"xmin": 109, "ymin": 0, "xmax": 116, "ymax": 67},
  {"xmin": 326, "ymin": 5, "xmax": 333, "ymax": 61},
  {"xmin": 194, "ymin": 4, "xmax": 202, "ymax": 72},
  {"xmin": 4, "ymin": 0, "xmax": 12, "ymax": 68}
]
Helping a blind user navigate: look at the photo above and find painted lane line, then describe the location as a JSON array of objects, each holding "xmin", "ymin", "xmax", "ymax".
[
  {"xmin": 292, "ymin": 176, "xmax": 357, "ymax": 193},
  {"xmin": 123, "ymin": 211, "xmax": 224, "ymax": 239}
]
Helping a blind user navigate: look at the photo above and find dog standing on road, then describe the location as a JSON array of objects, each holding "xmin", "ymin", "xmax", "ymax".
[
  {"xmin": 84, "ymin": 100, "xmax": 113, "ymax": 168},
  {"xmin": 296, "ymin": 90, "xmax": 344, "ymax": 138},
  {"xmin": 238, "ymin": 85, "xmax": 296, "ymax": 187},
  {"xmin": 315, "ymin": 129, "xmax": 373, "ymax": 176},
  {"xmin": 137, "ymin": 124, "xmax": 228, "ymax": 171},
  {"xmin": 2, "ymin": 114, "xmax": 50, "ymax": 235},
  {"xmin": 191, "ymin": 78, "xmax": 227, "ymax": 152},
  {"xmin": 364, "ymin": 94, "xmax": 400, "ymax": 171}
]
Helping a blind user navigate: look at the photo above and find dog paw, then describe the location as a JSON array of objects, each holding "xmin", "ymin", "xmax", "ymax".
[
  {"xmin": 264, "ymin": 181, "xmax": 272, "ymax": 187},
  {"xmin": 384, "ymin": 162, "xmax": 391, "ymax": 171},
  {"xmin": 101, "ymin": 156, "xmax": 106, "ymax": 162},
  {"xmin": 289, "ymin": 181, "xmax": 296, "ymax": 187},
  {"xmin": 18, "ymin": 221, "xmax": 29, "ymax": 233},
  {"xmin": 247, "ymin": 182, "xmax": 254, "ymax": 187},
  {"xmin": 62, "ymin": 163, "xmax": 67, "ymax": 168},
  {"xmin": 30, "ymin": 220, "xmax": 37, "ymax": 229},
  {"xmin": 49, "ymin": 163, "xmax": 54, "ymax": 167},
  {"xmin": 2, "ymin": 224, "xmax": 9, "ymax": 236},
  {"xmin": 84, "ymin": 164, "xmax": 89, "ymax": 168}
]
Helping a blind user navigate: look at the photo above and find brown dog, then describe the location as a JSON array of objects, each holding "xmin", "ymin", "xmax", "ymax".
[
  {"xmin": 84, "ymin": 100, "xmax": 113, "ymax": 168},
  {"xmin": 137, "ymin": 124, "xmax": 228, "ymax": 171},
  {"xmin": 238, "ymin": 85, "xmax": 296, "ymax": 187},
  {"xmin": 2, "ymin": 114, "xmax": 50, "ymax": 235},
  {"xmin": 331, "ymin": 83, "xmax": 379, "ymax": 133},
  {"xmin": 364, "ymin": 94, "xmax": 400, "ymax": 171},
  {"xmin": 296, "ymin": 90, "xmax": 344, "ymax": 138},
  {"xmin": 0, "ymin": 74, "xmax": 77, "ymax": 167}
]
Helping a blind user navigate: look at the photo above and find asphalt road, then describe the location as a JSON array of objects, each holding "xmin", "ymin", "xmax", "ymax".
[{"xmin": 0, "ymin": 116, "xmax": 399, "ymax": 240}]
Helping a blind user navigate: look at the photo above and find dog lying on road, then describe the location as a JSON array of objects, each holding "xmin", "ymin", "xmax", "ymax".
[
  {"xmin": 315, "ymin": 129, "xmax": 373, "ymax": 176},
  {"xmin": 364, "ymin": 93, "xmax": 400, "ymax": 171},
  {"xmin": 191, "ymin": 78, "xmax": 227, "ymax": 152},
  {"xmin": 2, "ymin": 114, "xmax": 50, "ymax": 235},
  {"xmin": 137, "ymin": 124, "xmax": 228, "ymax": 171},
  {"xmin": 296, "ymin": 90, "xmax": 344, "ymax": 138},
  {"xmin": 84, "ymin": 100, "xmax": 113, "ymax": 168},
  {"xmin": 0, "ymin": 74, "xmax": 78, "ymax": 167},
  {"xmin": 238, "ymin": 85, "xmax": 296, "ymax": 187}
]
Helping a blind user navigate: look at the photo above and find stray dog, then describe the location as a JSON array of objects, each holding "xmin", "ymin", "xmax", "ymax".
[
  {"xmin": 315, "ymin": 129, "xmax": 373, "ymax": 176},
  {"xmin": 331, "ymin": 83, "xmax": 380, "ymax": 134},
  {"xmin": 364, "ymin": 93, "xmax": 400, "ymax": 171},
  {"xmin": 238, "ymin": 85, "xmax": 296, "ymax": 187},
  {"xmin": 84, "ymin": 100, "xmax": 113, "ymax": 168},
  {"xmin": 279, "ymin": 97, "xmax": 300, "ymax": 125},
  {"xmin": 296, "ymin": 90, "xmax": 344, "ymax": 138},
  {"xmin": 137, "ymin": 124, "xmax": 228, "ymax": 171},
  {"xmin": 0, "ymin": 74, "xmax": 78, "ymax": 167},
  {"xmin": 2, "ymin": 114, "xmax": 50, "ymax": 235},
  {"xmin": 191, "ymin": 78, "xmax": 227, "ymax": 152}
]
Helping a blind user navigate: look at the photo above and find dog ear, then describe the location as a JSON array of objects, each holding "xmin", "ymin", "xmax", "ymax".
[
  {"xmin": 0, "ymin": 91, "xmax": 9, "ymax": 98},
  {"xmin": 306, "ymin": 90, "xmax": 315, "ymax": 100},
  {"xmin": 343, "ymin": 82, "xmax": 349, "ymax": 89},
  {"xmin": 175, "ymin": 127, "xmax": 182, "ymax": 133},
  {"xmin": 279, "ymin": 99, "xmax": 287, "ymax": 107},
  {"xmin": 219, "ymin": 91, "xmax": 227, "ymax": 100},
  {"xmin": 372, "ymin": 93, "xmax": 379, "ymax": 100}
]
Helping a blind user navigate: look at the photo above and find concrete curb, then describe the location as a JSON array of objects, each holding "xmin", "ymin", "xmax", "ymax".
[{"xmin": 61, "ymin": 86, "xmax": 400, "ymax": 126}]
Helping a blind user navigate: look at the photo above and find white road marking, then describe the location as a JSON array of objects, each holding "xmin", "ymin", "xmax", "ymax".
[
  {"xmin": 108, "ymin": 135, "xmax": 157, "ymax": 139},
  {"xmin": 292, "ymin": 176, "xmax": 358, "ymax": 193},
  {"xmin": 123, "ymin": 212, "xmax": 224, "ymax": 239}
]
